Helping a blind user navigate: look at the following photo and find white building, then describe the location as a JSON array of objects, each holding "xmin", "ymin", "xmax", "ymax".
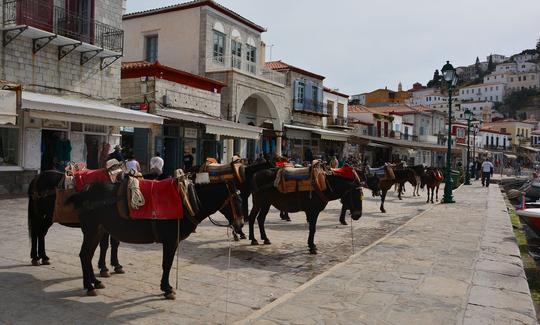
[
  {"xmin": 454, "ymin": 101, "xmax": 493, "ymax": 122},
  {"xmin": 350, "ymin": 93, "xmax": 366, "ymax": 105},
  {"xmin": 513, "ymin": 52, "xmax": 539, "ymax": 64},
  {"xmin": 458, "ymin": 83, "xmax": 505, "ymax": 102},
  {"xmin": 478, "ymin": 128, "xmax": 510, "ymax": 151},
  {"xmin": 495, "ymin": 62, "xmax": 517, "ymax": 73},
  {"xmin": 506, "ymin": 72, "xmax": 540, "ymax": 93},
  {"xmin": 323, "ymin": 87, "xmax": 349, "ymax": 129},
  {"xmin": 488, "ymin": 54, "xmax": 509, "ymax": 64}
]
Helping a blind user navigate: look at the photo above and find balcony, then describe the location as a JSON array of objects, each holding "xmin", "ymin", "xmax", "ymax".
[
  {"xmin": 327, "ymin": 116, "xmax": 352, "ymax": 129},
  {"xmin": 206, "ymin": 55, "xmax": 285, "ymax": 85},
  {"xmin": 293, "ymin": 99, "xmax": 326, "ymax": 116},
  {"xmin": 2, "ymin": 0, "xmax": 123, "ymax": 69}
]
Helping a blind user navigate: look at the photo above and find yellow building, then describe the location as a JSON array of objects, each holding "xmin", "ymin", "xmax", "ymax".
[
  {"xmin": 484, "ymin": 120, "xmax": 533, "ymax": 146},
  {"xmin": 363, "ymin": 87, "xmax": 412, "ymax": 106}
]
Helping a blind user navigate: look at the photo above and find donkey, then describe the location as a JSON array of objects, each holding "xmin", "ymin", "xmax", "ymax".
[
  {"xmin": 247, "ymin": 171, "xmax": 363, "ymax": 254},
  {"xmin": 68, "ymin": 179, "xmax": 243, "ymax": 298},
  {"xmin": 394, "ymin": 168, "xmax": 419, "ymax": 200},
  {"xmin": 27, "ymin": 170, "xmax": 124, "ymax": 275},
  {"xmin": 420, "ymin": 168, "xmax": 444, "ymax": 203}
]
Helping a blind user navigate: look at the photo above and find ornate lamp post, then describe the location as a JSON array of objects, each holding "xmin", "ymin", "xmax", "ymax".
[
  {"xmin": 464, "ymin": 109, "xmax": 473, "ymax": 185},
  {"xmin": 441, "ymin": 61, "xmax": 458, "ymax": 203}
]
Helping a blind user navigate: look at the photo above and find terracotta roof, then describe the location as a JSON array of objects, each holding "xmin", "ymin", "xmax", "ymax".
[
  {"xmin": 323, "ymin": 87, "xmax": 349, "ymax": 98},
  {"xmin": 265, "ymin": 60, "xmax": 325, "ymax": 80},
  {"xmin": 123, "ymin": 0, "xmax": 266, "ymax": 33},
  {"xmin": 121, "ymin": 61, "xmax": 226, "ymax": 92}
]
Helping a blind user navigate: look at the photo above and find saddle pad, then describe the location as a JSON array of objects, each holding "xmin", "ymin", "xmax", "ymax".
[
  {"xmin": 52, "ymin": 189, "xmax": 79, "ymax": 224},
  {"xmin": 368, "ymin": 167, "xmax": 386, "ymax": 177},
  {"xmin": 74, "ymin": 169, "xmax": 111, "ymax": 192},
  {"xmin": 207, "ymin": 164, "xmax": 234, "ymax": 176},
  {"xmin": 332, "ymin": 166, "xmax": 355, "ymax": 181},
  {"xmin": 283, "ymin": 167, "xmax": 311, "ymax": 181},
  {"xmin": 129, "ymin": 179, "xmax": 183, "ymax": 220},
  {"xmin": 433, "ymin": 170, "xmax": 444, "ymax": 181}
]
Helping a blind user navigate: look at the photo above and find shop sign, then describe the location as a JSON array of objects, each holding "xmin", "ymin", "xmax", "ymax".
[
  {"xmin": 184, "ymin": 128, "xmax": 198, "ymax": 138},
  {"xmin": 42, "ymin": 119, "xmax": 68, "ymax": 129}
]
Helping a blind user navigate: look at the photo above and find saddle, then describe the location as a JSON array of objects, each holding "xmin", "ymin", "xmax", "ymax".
[
  {"xmin": 127, "ymin": 178, "xmax": 184, "ymax": 220},
  {"xmin": 274, "ymin": 161, "xmax": 327, "ymax": 194},
  {"xmin": 367, "ymin": 164, "xmax": 395, "ymax": 181},
  {"xmin": 200, "ymin": 158, "xmax": 245, "ymax": 184},
  {"xmin": 332, "ymin": 165, "xmax": 357, "ymax": 182}
]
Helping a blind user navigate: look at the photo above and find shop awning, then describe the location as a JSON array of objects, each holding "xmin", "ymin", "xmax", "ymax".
[
  {"xmin": 156, "ymin": 108, "xmax": 262, "ymax": 140},
  {"xmin": 522, "ymin": 146, "xmax": 540, "ymax": 153},
  {"xmin": 22, "ymin": 92, "xmax": 163, "ymax": 128},
  {"xmin": 0, "ymin": 90, "xmax": 17, "ymax": 125},
  {"xmin": 504, "ymin": 154, "xmax": 518, "ymax": 159},
  {"xmin": 284, "ymin": 124, "xmax": 350, "ymax": 142}
]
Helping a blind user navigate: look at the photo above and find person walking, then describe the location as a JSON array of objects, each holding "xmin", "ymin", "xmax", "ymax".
[
  {"xmin": 149, "ymin": 151, "xmax": 164, "ymax": 178},
  {"xmin": 108, "ymin": 145, "xmax": 124, "ymax": 162},
  {"xmin": 475, "ymin": 159, "xmax": 482, "ymax": 181},
  {"xmin": 481, "ymin": 158, "xmax": 494, "ymax": 187},
  {"xmin": 125, "ymin": 154, "xmax": 141, "ymax": 174}
]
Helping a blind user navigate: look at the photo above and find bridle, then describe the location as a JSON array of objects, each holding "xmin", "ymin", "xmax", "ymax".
[{"xmin": 208, "ymin": 181, "xmax": 242, "ymax": 227}]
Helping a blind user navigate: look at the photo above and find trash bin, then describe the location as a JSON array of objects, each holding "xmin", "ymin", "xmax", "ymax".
[{"xmin": 450, "ymin": 170, "xmax": 462, "ymax": 189}]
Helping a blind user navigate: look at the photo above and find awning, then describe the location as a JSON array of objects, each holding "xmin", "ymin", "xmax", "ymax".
[
  {"xmin": 22, "ymin": 92, "xmax": 163, "ymax": 128},
  {"xmin": 504, "ymin": 154, "xmax": 518, "ymax": 159},
  {"xmin": 522, "ymin": 146, "xmax": 540, "ymax": 153},
  {"xmin": 284, "ymin": 124, "xmax": 350, "ymax": 142},
  {"xmin": 368, "ymin": 142, "xmax": 390, "ymax": 148},
  {"xmin": 0, "ymin": 90, "xmax": 17, "ymax": 125},
  {"xmin": 156, "ymin": 108, "xmax": 262, "ymax": 140}
]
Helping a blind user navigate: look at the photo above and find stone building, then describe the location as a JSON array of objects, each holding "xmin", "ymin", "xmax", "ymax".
[
  {"xmin": 122, "ymin": 0, "xmax": 288, "ymax": 162},
  {"xmin": 0, "ymin": 0, "xmax": 161, "ymax": 194}
]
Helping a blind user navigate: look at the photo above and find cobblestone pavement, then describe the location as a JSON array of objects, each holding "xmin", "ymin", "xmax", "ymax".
[
  {"xmin": 0, "ymin": 185, "xmax": 432, "ymax": 324},
  {"xmin": 239, "ymin": 183, "xmax": 537, "ymax": 325}
]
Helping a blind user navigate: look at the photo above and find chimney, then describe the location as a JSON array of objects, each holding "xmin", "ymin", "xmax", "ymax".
[{"xmin": 259, "ymin": 41, "xmax": 266, "ymax": 66}]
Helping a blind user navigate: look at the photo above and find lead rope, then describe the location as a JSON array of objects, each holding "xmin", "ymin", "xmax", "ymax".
[
  {"xmin": 225, "ymin": 226, "xmax": 232, "ymax": 325},
  {"xmin": 350, "ymin": 216, "xmax": 355, "ymax": 255}
]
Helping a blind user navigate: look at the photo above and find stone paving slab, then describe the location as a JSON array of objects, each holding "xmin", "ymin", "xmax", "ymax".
[
  {"xmin": 0, "ymin": 184, "xmax": 432, "ymax": 324},
  {"xmin": 238, "ymin": 183, "xmax": 537, "ymax": 325}
]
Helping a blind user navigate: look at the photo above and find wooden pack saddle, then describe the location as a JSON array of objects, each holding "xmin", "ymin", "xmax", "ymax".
[
  {"xmin": 199, "ymin": 159, "xmax": 245, "ymax": 184},
  {"xmin": 275, "ymin": 162, "xmax": 327, "ymax": 194}
]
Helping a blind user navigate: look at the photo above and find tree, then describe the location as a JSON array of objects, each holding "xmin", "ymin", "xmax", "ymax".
[
  {"xmin": 427, "ymin": 69, "xmax": 441, "ymax": 88},
  {"xmin": 487, "ymin": 54, "xmax": 495, "ymax": 73},
  {"xmin": 537, "ymin": 37, "xmax": 540, "ymax": 53}
]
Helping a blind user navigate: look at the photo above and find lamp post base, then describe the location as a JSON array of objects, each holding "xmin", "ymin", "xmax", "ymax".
[{"xmin": 442, "ymin": 173, "xmax": 455, "ymax": 203}]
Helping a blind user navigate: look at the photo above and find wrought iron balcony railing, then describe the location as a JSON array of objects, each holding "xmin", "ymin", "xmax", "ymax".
[
  {"xmin": 3, "ymin": 0, "xmax": 123, "ymax": 53},
  {"xmin": 327, "ymin": 116, "xmax": 348, "ymax": 127}
]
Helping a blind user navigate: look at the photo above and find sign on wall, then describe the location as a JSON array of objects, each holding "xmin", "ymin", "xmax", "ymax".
[
  {"xmin": 42, "ymin": 119, "xmax": 68, "ymax": 129},
  {"xmin": 184, "ymin": 128, "xmax": 198, "ymax": 139}
]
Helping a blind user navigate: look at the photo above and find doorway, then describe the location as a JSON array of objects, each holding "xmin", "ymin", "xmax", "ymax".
[
  {"xmin": 41, "ymin": 129, "xmax": 69, "ymax": 171},
  {"xmin": 163, "ymin": 137, "xmax": 179, "ymax": 177}
]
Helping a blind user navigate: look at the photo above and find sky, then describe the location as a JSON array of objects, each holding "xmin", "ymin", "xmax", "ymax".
[{"xmin": 126, "ymin": 0, "xmax": 540, "ymax": 95}]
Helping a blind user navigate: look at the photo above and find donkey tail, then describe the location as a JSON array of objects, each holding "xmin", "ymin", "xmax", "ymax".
[{"xmin": 27, "ymin": 178, "xmax": 37, "ymax": 239}]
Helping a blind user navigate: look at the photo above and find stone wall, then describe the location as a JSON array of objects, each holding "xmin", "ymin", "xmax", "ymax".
[
  {"xmin": 0, "ymin": 170, "xmax": 37, "ymax": 195},
  {"xmin": 0, "ymin": 0, "xmax": 123, "ymax": 100},
  {"xmin": 155, "ymin": 79, "xmax": 221, "ymax": 117}
]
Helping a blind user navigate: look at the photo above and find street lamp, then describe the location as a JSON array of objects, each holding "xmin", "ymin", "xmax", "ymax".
[
  {"xmin": 464, "ymin": 109, "xmax": 473, "ymax": 185},
  {"xmin": 472, "ymin": 124, "xmax": 479, "ymax": 180},
  {"xmin": 441, "ymin": 61, "xmax": 458, "ymax": 203}
]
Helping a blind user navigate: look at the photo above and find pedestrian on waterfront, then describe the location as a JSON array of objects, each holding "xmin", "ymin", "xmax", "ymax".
[
  {"xmin": 149, "ymin": 152, "xmax": 164, "ymax": 177},
  {"xmin": 475, "ymin": 159, "xmax": 482, "ymax": 181},
  {"xmin": 481, "ymin": 158, "xmax": 494, "ymax": 187},
  {"xmin": 108, "ymin": 145, "xmax": 124, "ymax": 162},
  {"xmin": 125, "ymin": 154, "xmax": 141, "ymax": 174}
]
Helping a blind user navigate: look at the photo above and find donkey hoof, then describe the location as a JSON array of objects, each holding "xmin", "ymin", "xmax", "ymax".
[
  {"xmin": 240, "ymin": 234, "xmax": 247, "ymax": 240},
  {"xmin": 340, "ymin": 220, "xmax": 348, "ymax": 225},
  {"xmin": 100, "ymin": 270, "xmax": 111, "ymax": 278},
  {"xmin": 233, "ymin": 235, "xmax": 240, "ymax": 242},
  {"xmin": 309, "ymin": 248, "xmax": 318, "ymax": 255},
  {"xmin": 263, "ymin": 239, "xmax": 271, "ymax": 245},
  {"xmin": 251, "ymin": 240, "xmax": 259, "ymax": 246},
  {"xmin": 164, "ymin": 292, "xmax": 176, "ymax": 300},
  {"xmin": 114, "ymin": 266, "xmax": 125, "ymax": 274},
  {"xmin": 31, "ymin": 259, "xmax": 40, "ymax": 266},
  {"xmin": 94, "ymin": 282, "xmax": 105, "ymax": 289},
  {"xmin": 87, "ymin": 289, "xmax": 98, "ymax": 296},
  {"xmin": 41, "ymin": 259, "xmax": 50, "ymax": 265},
  {"xmin": 380, "ymin": 209, "xmax": 386, "ymax": 213}
]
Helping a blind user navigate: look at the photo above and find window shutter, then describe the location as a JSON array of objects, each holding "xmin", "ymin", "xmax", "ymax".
[
  {"xmin": 304, "ymin": 80, "xmax": 313, "ymax": 111},
  {"xmin": 317, "ymin": 86, "xmax": 323, "ymax": 113},
  {"xmin": 293, "ymin": 79, "xmax": 300, "ymax": 110}
]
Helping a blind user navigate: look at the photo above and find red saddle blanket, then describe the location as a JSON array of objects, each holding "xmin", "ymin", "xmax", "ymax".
[
  {"xmin": 129, "ymin": 179, "xmax": 183, "ymax": 220},
  {"xmin": 434, "ymin": 170, "xmax": 444, "ymax": 181},
  {"xmin": 74, "ymin": 169, "xmax": 111, "ymax": 192},
  {"xmin": 332, "ymin": 166, "xmax": 355, "ymax": 181}
]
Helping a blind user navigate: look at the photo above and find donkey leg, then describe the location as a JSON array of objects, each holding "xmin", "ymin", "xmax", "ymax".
[
  {"xmin": 160, "ymin": 235, "xmax": 178, "ymax": 300},
  {"xmin": 398, "ymin": 183, "xmax": 403, "ymax": 200},
  {"xmin": 258, "ymin": 205, "xmax": 272, "ymax": 245},
  {"xmin": 339, "ymin": 205, "xmax": 348, "ymax": 225},
  {"xmin": 307, "ymin": 212, "xmax": 320, "ymax": 254},
  {"xmin": 248, "ymin": 206, "xmax": 260, "ymax": 245},
  {"xmin": 110, "ymin": 236, "xmax": 124, "ymax": 274},
  {"xmin": 38, "ymin": 215, "xmax": 53, "ymax": 264},
  {"xmin": 380, "ymin": 190, "xmax": 387, "ymax": 213},
  {"xmin": 31, "ymin": 234, "xmax": 39, "ymax": 266},
  {"xmin": 98, "ymin": 233, "xmax": 111, "ymax": 277},
  {"xmin": 79, "ymin": 227, "xmax": 104, "ymax": 295}
]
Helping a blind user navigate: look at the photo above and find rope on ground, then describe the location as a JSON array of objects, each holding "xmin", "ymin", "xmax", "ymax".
[
  {"xmin": 350, "ymin": 215, "xmax": 355, "ymax": 255},
  {"xmin": 225, "ymin": 226, "xmax": 233, "ymax": 325}
]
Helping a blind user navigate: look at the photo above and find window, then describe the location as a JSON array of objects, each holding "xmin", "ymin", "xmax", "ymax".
[
  {"xmin": 231, "ymin": 39, "xmax": 242, "ymax": 69},
  {"xmin": 312, "ymin": 86, "xmax": 318, "ymax": 106},
  {"xmin": 337, "ymin": 103, "xmax": 345, "ymax": 117},
  {"xmin": 510, "ymin": 77, "xmax": 514, "ymax": 82},
  {"xmin": 0, "ymin": 126, "xmax": 18, "ymax": 166},
  {"xmin": 326, "ymin": 100, "xmax": 334, "ymax": 116},
  {"xmin": 496, "ymin": 86, "xmax": 499, "ymax": 90},
  {"xmin": 524, "ymin": 76, "xmax": 527, "ymax": 81},
  {"xmin": 298, "ymin": 82, "xmax": 305, "ymax": 103},
  {"xmin": 213, "ymin": 31, "xmax": 225, "ymax": 63},
  {"xmin": 145, "ymin": 35, "xmax": 158, "ymax": 63},
  {"xmin": 518, "ymin": 76, "xmax": 522, "ymax": 81},
  {"xmin": 246, "ymin": 44, "xmax": 257, "ymax": 73}
]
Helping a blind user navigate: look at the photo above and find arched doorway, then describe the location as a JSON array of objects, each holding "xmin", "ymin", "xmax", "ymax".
[{"xmin": 235, "ymin": 92, "xmax": 282, "ymax": 161}]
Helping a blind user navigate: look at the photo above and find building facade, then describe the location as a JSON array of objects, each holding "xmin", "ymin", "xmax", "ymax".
[{"xmin": 0, "ymin": 0, "xmax": 162, "ymax": 194}]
